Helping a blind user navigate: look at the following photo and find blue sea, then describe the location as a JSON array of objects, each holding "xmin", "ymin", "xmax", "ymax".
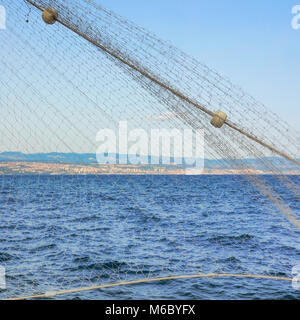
[{"xmin": 0, "ymin": 175, "xmax": 299, "ymax": 300}]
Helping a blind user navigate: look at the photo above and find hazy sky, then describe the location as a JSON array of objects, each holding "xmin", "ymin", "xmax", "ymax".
[
  {"xmin": 1, "ymin": 0, "xmax": 299, "ymax": 155},
  {"xmin": 101, "ymin": 0, "xmax": 300, "ymax": 129}
]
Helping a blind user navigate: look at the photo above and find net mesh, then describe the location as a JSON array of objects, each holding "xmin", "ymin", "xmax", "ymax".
[{"xmin": 0, "ymin": 0, "xmax": 299, "ymax": 299}]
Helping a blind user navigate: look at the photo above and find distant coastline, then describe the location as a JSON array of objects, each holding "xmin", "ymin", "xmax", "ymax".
[
  {"xmin": 0, "ymin": 161, "xmax": 281, "ymax": 175},
  {"xmin": 0, "ymin": 152, "xmax": 300, "ymax": 175},
  {"xmin": 0, "ymin": 152, "xmax": 299, "ymax": 175}
]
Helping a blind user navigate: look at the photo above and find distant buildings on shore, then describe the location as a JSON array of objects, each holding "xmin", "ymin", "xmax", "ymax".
[{"xmin": 0, "ymin": 161, "xmax": 299, "ymax": 175}]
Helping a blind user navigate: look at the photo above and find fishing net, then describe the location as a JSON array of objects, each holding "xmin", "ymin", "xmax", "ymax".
[{"xmin": 0, "ymin": 0, "xmax": 299, "ymax": 299}]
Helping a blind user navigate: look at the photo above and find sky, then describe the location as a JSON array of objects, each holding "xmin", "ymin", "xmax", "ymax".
[
  {"xmin": 1, "ymin": 0, "xmax": 300, "ymax": 155},
  {"xmin": 100, "ymin": 0, "xmax": 300, "ymax": 129}
]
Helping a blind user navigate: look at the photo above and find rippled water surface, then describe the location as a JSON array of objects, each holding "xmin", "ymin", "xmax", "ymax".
[{"xmin": 0, "ymin": 175, "xmax": 299, "ymax": 299}]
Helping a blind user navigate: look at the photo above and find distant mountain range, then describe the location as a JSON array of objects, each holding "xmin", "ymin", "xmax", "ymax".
[
  {"xmin": 0, "ymin": 152, "xmax": 299, "ymax": 172},
  {"xmin": 0, "ymin": 152, "xmax": 97, "ymax": 164}
]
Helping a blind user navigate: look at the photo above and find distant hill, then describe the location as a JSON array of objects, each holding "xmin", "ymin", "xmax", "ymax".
[
  {"xmin": 0, "ymin": 152, "xmax": 299, "ymax": 172},
  {"xmin": 0, "ymin": 152, "xmax": 97, "ymax": 164}
]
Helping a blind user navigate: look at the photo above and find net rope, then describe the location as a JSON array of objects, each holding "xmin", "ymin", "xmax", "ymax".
[{"xmin": 7, "ymin": 273, "xmax": 300, "ymax": 300}]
